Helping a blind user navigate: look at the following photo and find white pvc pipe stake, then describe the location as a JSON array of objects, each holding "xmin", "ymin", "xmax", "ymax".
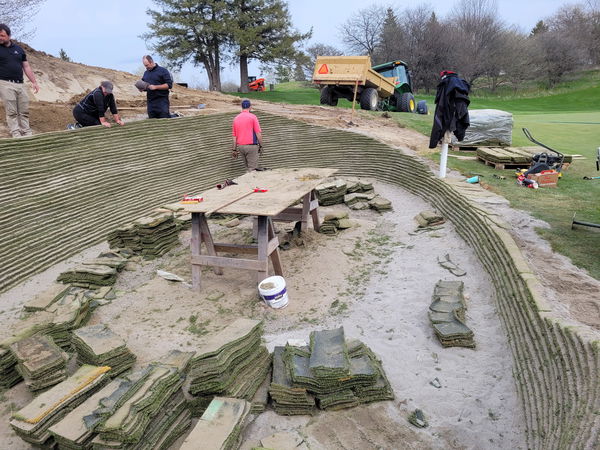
[{"xmin": 439, "ymin": 131, "xmax": 451, "ymax": 178}]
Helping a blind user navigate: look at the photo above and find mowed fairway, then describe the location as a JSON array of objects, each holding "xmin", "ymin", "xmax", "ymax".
[{"xmin": 232, "ymin": 80, "xmax": 600, "ymax": 279}]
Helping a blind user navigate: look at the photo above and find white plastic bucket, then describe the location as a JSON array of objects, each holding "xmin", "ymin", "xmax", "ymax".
[{"xmin": 258, "ymin": 276, "xmax": 289, "ymax": 309}]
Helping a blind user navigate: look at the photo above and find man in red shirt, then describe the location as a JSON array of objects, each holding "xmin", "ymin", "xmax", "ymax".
[{"xmin": 232, "ymin": 99, "xmax": 263, "ymax": 171}]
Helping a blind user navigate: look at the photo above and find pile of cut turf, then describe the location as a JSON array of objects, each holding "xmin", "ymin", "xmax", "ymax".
[
  {"xmin": 428, "ymin": 280, "xmax": 475, "ymax": 348},
  {"xmin": 72, "ymin": 324, "xmax": 136, "ymax": 377},
  {"xmin": 10, "ymin": 335, "xmax": 68, "ymax": 392}
]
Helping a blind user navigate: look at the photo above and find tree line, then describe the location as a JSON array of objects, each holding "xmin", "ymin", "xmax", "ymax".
[{"xmin": 336, "ymin": 0, "xmax": 600, "ymax": 92}]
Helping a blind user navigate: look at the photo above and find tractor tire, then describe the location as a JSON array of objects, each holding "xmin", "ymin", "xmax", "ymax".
[
  {"xmin": 400, "ymin": 92, "xmax": 416, "ymax": 113},
  {"xmin": 320, "ymin": 86, "xmax": 337, "ymax": 106},
  {"xmin": 360, "ymin": 87, "xmax": 379, "ymax": 110}
]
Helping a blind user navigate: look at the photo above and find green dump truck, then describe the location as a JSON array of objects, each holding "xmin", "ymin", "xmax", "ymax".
[{"xmin": 312, "ymin": 55, "xmax": 421, "ymax": 113}]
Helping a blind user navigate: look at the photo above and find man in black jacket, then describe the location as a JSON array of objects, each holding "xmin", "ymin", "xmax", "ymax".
[
  {"xmin": 429, "ymin": 71, "xmax": 470, "ymax": 148},
  {"xmin": 140, "ymin": 55, "xmax": 173, "ymax": 119},
  {"xmin": 72, "ymin": 81, "xmax": 124, "ymax": 128}
]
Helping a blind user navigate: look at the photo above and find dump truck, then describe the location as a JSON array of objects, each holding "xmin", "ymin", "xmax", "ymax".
[{"xmin": 312, "ymin": 55, "xmax": 421, "ymax": 113}]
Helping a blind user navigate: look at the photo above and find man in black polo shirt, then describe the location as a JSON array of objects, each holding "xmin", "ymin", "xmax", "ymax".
[
  {"xmin": 72, "ymin": 81, "xmax": 124, "ymax": 128},
  {"xmin": 0, "ymin": 23, "xmax": 40, "ymax": 137},
  {"xmin": 139, "ymin": 55, "xmax": 173, "ymax": 119}
]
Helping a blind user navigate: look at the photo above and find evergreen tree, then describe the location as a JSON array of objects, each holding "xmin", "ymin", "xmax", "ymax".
[
  {"xmin": 143, "ymin": 0, "xmax": 229, "ymax": 91},
  {"xmin": 58, "ymin": 48, "xmax": 71, "ymax": 62},
  {"xmin": 229, "ymin": 0, "xmax": 310, "ymax": 92},
  {"xmin": 530, "ymin": 20, "xmax": 549, "ymax": 36}
]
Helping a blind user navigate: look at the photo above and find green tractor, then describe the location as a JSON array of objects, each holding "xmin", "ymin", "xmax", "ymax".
[
  {"xmin": 312, "ymin": 56, "xmax": 426, "ymax": 114},
  {"xmin": 371, "ymin": 60, "xmax": 422, "ymax": 113}
]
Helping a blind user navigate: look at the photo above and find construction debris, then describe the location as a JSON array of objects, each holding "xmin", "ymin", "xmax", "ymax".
[
  {"xmin": 408, "ymin": 409, "xmax": 428, "ymax": 428},
  {"xmin": 72, "ymin": 324, "xmax": 137, "ymax": 377},
  {"xmin": 10, "ymin": 365, "xmax": 111, "ymax": 447},
  {"xmin": 428, "ymin": 280, "xmax": 475, "ymax": 348},
  {"xmin": 10, "ymin": 335, "xmax": 68, "ymax": 392},
  {"xmin": 179, "ymin": 397, "xmax": 251, "ymax": 450},
  {"xmin": 368, "ymin": 195, "xmax": 393, "ymax": 212}
]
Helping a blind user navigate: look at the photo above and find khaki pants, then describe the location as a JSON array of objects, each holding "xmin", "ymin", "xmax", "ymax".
[
  {"xmin": 0, "ymin": 80, "xmax": 31, "ymax": 137},
  {"xmin": 238, "ymin": 145, "xmax": 260, "ymax": 171}
]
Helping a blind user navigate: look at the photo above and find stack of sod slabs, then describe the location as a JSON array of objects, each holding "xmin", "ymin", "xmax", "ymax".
[
  {"xmin": 108, "ymin": 214, "xmax": 180, "ymax": 260},
  {"xmin": 89, "ymin": 359, "xmax": 192, "ymax": 449},
  {"xmin": 72, "ymin": 324, "xmax": 136, "ymax": 377},
  {"xmin": 10, "ymin": 365, "xmax": 111, "ymax": 447},
  {"xmin": 57, "ymin": 264, "xmax": 118, "ymax": 290},
  {"xmin": 414, "ymin": 210, "xmax": 446, "ymax": 228},
  {"xmin": 269, "ymin": 346, "xmax": 316, "ymax": 415},
  {"xmin": 180, "ymin": 397, "xmax": 252, "ymax": 450},
  {"xmin": 0, "ymin": 347, "xmax": 20, "ymax": 388},
  {"xmin": 428, "ymin": 280, "xmax": 475, "ymax": 348},
  {"xmin": 186, "ymin": 319, "xmax": 271, "ymax": 412},
  {"xmin": 45, "ymin": 289, "xmax": 93, "ymax": 348},
  {"xmin": 49, "ymin": 353, "xmax": 193, "ymax": 450},
  {"xmin": 319, "ymin": 211, "xmax": 353, "ymax": 235},
  {"xmin": 10, "ymin": 335, "xmax": 68, "ymax": 392},
  {"xmin": 315, "ymin": 179, "xmax": 347, "ymax": 206},
  {"xmin": 271, "ymin": 327, "xmax": 394, "ymax": 414}
]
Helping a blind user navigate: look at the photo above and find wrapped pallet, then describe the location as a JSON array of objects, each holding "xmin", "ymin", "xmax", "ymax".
[{"xmin": 451, "ymin": 109, "xmax": 513, "ymax": 147}]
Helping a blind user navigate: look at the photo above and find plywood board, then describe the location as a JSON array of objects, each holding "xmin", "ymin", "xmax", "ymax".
[{"xmin": 181, "ymin": 168, "xmax": 336, "ymax": 216}]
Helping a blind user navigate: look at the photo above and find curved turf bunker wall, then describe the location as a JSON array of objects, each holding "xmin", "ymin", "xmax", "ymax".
[{"xmin": 0, "ymin": 113, "xmax": 598, "ymax": 448}]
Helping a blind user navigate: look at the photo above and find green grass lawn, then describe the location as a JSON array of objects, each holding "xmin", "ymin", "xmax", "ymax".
[{"xmin": 228, "ymin": 78, "xmax": 600, "ymax": 279}]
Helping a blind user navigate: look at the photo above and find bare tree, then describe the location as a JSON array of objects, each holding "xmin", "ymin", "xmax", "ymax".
[
  {"xmin": 0, "ymin": 0, "xmax": 46, "ymax": 39},
  {"xmin": 306, "ymin": 43, "xmax": 342, "ymax": 60},
  {"xmin": 339, "ymin": 4, "xmax": 387, "ymax": 56},
  {"xmin": 446, "ymin": 0, "xmax": 505, "ymax": 85}
]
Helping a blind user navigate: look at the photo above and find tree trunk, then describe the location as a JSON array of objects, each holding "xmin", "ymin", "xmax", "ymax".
[{"xmin": 239, "ymin": 53, "xmax": 249, "ymax": 93}]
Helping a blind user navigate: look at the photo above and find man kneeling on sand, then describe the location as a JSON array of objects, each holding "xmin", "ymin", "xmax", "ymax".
[{"xmin": 72, "ymin": 81, "xmax": 124, "ymax": 128}]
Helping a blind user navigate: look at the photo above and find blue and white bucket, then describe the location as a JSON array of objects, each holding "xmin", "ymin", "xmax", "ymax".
[{"xmin": 258, "ymin": 276, "xmax": 289, "ymax": 309}]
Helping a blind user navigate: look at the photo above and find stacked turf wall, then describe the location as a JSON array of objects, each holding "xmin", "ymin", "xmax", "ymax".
[{"xmin": 0, "ymin": 112, "xmax": 598, "ymax": 448}]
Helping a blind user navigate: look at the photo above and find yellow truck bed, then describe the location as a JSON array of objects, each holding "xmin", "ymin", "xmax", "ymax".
[{"xmin": 312, "ymin": 55, "xmax": 396, "ymax": 98}]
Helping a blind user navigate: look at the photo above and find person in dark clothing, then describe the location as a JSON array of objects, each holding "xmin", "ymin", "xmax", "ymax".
[
  {"xmin": 140, "ymin": 55, "xmax": 173, "ymax": 119},
  {"xmin": 429, "ymin": 70, "xmax": 470, "ymax": 148},
  {"xmin": 72, "ymin": 81, "xmax": 124, "ymax": 128}
]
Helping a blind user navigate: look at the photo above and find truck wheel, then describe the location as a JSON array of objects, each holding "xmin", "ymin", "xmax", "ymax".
[
  {"xmin": 320, "ymin": 86, "xmax": 337, "ymax": 106},
  {"xmin": 400, "ymin": 93, "xmax": 416, "ymax": 113},
  {"xmin": 360, "ymin": 88, "xmax": 378, "ymax": 110}
]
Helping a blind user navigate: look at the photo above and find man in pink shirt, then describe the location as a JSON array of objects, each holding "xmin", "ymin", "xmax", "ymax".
[{"xmin": 232, "ymin": 99, "xmax": 263, "ymax": 171}]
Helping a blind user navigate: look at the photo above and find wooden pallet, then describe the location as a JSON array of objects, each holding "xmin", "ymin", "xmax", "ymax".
[{"xmin": 477, "ymin": 156, "xmax": 524, "ymax": 170}]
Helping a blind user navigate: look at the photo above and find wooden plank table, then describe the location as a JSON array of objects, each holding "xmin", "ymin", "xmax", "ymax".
[{"xmin": 181, "ymin": 168, "xmax": 337, "ymax": 290}]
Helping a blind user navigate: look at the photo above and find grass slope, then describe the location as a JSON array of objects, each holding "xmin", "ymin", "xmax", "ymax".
[{"xmin": 230, "ymin": 77, "xmax": 600, "ymax": 279}]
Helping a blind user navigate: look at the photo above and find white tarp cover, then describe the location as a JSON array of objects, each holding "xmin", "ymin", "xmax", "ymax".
[{"xmin": 452, "ymin": 109, "xmax": 513, "ymax": 147}]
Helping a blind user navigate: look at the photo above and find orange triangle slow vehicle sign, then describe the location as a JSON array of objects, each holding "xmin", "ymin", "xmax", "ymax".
[{"xmin": 318, "ymin": 64, "xmax": 329, "ymax": 74}]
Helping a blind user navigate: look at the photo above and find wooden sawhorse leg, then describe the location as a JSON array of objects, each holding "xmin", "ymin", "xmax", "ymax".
[
  {"xmin": 191, "ymin": 212, "xmax": 222, "ymax": 291},
  {"xmin": 301, "ymin": 189, "xmax": 321, "ymax": 232},
  {"xmin": 256, "ymin": 216, "xmax": 283, "ymax": 284}
]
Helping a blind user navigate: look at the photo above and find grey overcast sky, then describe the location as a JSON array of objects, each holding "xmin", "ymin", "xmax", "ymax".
[{"xmin": 24, "ymin": 0, "xmax": 569, "ymax": 87}]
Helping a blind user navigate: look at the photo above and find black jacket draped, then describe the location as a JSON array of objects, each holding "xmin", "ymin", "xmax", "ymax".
[{"xmin": 429, "ymin": 74, "xmax": 470, "ymax": 148}]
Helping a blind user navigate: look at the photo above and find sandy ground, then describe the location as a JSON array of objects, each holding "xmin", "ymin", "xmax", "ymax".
[{"xmin": 0, "ymin": 180, "xmax": 526, "ymax": 449}]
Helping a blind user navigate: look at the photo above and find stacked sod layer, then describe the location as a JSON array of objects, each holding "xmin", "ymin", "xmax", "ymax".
[
  {"xmin": 10, "ymin": 365, "xmax": 111, "ymax": 447},
  {"xmin": 1, "ymin": 112, "xmax": 597, "ymax": 449},
  {"xmin": 47, "ymin": 352, "xmax": 193, "ymax": 450},
  {"xmin": 185, "ymin": 318, "xmax": 271, "ymax": 417},
  {"xmin": 72, "ymin": 324, "xmax": 136, "ymax": 377},
  {"xmin": 428, "ymin": 280, "xmax": 475, "ymax": 348},
  {"xmin": 107, "ymin": 214, "xmax": 180, "ymax": 259},
  {"xmin": 10, "ymin": 335, "xmax": 68, "ymax": 392},
  {"xmin": 270, "ymin": 328, "xmax": 393, "ymax": 414},
  {"xmin": 180, "ymin": 397, "xmax": 252, "ymax": 450}
]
